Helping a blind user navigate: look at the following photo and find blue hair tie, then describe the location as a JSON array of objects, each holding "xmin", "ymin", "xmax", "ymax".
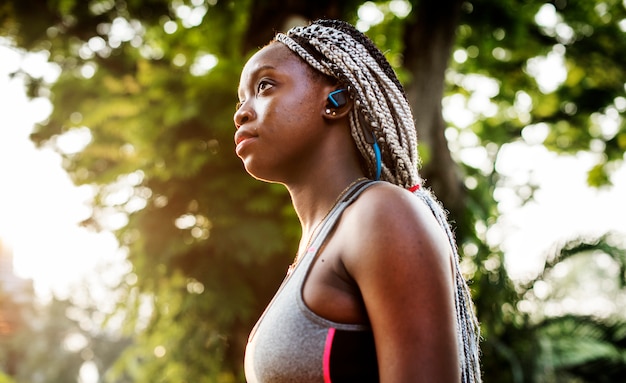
[
  {"xmin": 355, "ymin": 111, "xmax": 381, "ymax": 181},
  {"xmin": 373, "ymin": 141, "xmax": 381, "ymax": 180}
]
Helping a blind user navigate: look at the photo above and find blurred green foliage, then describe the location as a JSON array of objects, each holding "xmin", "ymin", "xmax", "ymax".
[{"xmin": 1, "ymin": 0, "xmax": 625, "ymax": 381}]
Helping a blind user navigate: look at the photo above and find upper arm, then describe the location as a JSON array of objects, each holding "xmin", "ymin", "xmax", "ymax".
[{"xmin": 343, "ymin": 185, "xmax": 460, "ymax": 383}]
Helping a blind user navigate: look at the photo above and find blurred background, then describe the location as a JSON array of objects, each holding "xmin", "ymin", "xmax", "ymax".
[{"xmin": 1, "ymin": 0, "xmax": 625, "ymax": 382}]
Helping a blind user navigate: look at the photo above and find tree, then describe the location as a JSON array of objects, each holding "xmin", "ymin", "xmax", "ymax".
[
  {"xmin": 0, "ymin": 287, "xmax": 128, "ymax": 383},
  {"xmin": 1, "ymin": 0, "xmax": 625, "ymax": 381}
]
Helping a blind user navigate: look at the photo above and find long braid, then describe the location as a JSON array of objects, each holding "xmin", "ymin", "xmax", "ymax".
[
  {"xmin": 276, "ymin": 23, "xmax": 418, "ymax": 186},
  {"xmin": 275, "ymin": 19, "xmax": 481, "ymax": 382}
]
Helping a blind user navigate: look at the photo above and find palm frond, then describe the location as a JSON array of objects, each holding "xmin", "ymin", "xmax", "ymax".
[{"xmin": 519, "ymin": 232, "xmax": 626, "ymax": 295}]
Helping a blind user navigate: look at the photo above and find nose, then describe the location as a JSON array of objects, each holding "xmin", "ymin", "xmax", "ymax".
[{"xmin": 234, "ymin": 101, "xmax": 255, "ymax": 129}]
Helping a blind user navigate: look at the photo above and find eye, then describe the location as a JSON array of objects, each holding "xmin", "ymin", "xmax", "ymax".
[
  {"xmin": 235, "ymin": 100, "xmax": 243, "ymax": 110},
  {"xmin": 257, "ymin": 80, "xmax": 273, "ymax": 94}
]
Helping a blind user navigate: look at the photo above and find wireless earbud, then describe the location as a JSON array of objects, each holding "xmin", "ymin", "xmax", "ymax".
[
  {"xmin": 328, "ymin": 88, "xmax": 381, "ymax": 180},
  {"xmin": 327, "ymin": 89, "xmax": 348, "ymax": 108}
]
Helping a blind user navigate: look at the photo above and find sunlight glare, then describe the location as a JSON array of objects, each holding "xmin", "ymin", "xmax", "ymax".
[
  {"xmin": 590, "ymin": 107, "xmax": 622, "ymax": 140},
  {"xmin": 80, "ymin": 62, "xmax": 97, "ymax": 79},
  {"xmin": 453, "ymin": 49, "xmax": 468, "ymax": 63},
  {"xmin": 493, "ymin": 143, "xmax": 626, "ymax": 281},
  {"xmin": 190, "ymin": 52, "xmax": 218, "ymax": 76},
  {"xmin": 55, "ymin": 126, "xmax": 92, "ymax": 154},
  {"xmin": 357, "ymin": 2, "xmax": 385, "ymax": 31},
  {"xmin": 164, "ymin": 20, "xmax": 178, "ymax": 34},
  {"xmin": 526, "ymin": 46, "xmax": 567, "ymax": 93},
  {"xmin": 175, "ymin": 2, "xmax": 207, "ymax": 28},
  {"xmin": 0, "ymin": 42, "xmax": 20, "ymax": 73},
  {"xmin": 521, "ymin": 122, "xmax": 550, "ymax": 145},
  {"xmin": 535, "ymin": 4, "xmax": 558, "ymax": 28},
  {"xmin": 0, "ymin": 46, "xmax": 122, "ymax": 300},
  {"xmin": 78, "ymin": 361, "xmax": 99, "ymax": 383},
  {"xmin": 110, "ymin": 17, "xmax": 138, "ymax": 42},
  {"xmin": 389, "ymin": 0, "xmax": 412, "ymax": 18},
  {"xmin": 535, "ymin": 3, "xmax": 576, "ymax": 44},
  {"xmin": 443, "ymin": 94, "xmax": 475, "ymax": 128}
]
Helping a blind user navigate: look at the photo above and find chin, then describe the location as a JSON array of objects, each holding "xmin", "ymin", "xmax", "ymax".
[{"xmin": 242, "ymin": 160, "xmax": 280, "ymax": 184}]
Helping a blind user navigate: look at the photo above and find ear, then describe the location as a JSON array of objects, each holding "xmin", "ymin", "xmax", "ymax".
[{"xmin": 322, "ymin": 88, "xmax": 353, "ymax": 121}]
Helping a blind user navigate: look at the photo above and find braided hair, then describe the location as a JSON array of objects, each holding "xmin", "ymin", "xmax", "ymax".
[{"xmin": 275, "ymin": 19, "xmax": 482, "ymax": 382}]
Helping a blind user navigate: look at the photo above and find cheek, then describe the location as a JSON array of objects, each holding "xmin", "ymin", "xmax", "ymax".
[
  {"xmin": 287, "ymin": 94, "xmax": 323, "ymax": 122},
  {"xmin": 265, "ymin": 98, "xmax": 316, "ymax": 131},
  {"xmin": 258, "ymin": 83, "xmax": 326, "ymax": 134}
]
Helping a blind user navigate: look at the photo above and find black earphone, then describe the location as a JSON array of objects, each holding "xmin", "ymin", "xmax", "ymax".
[{"xmin": 327, "ymin": 89, "xmax": 348, "ymax": 108}]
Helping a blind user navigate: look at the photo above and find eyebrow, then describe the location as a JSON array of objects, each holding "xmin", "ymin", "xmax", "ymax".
[{"xmin": 250, "ymin": 64, "xmax": 276, "ymax": 78}]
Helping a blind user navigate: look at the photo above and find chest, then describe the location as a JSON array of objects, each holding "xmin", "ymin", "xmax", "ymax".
[
  {"xmin": 302, "ymin": 225, "xmax": 370, "ymax": 325},
  {"xmin": 245, "ymin": 236, "xmax": 379, "ymax": 383}
]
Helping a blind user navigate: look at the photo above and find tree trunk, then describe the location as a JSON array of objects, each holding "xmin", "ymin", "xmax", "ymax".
[
  {"xmin": 403, "ymin": 0, "xmax": 467, "ymax": 231},
  {"xmin": 242, "ymin": 0, "xmax": 353, "ymax": 53}
]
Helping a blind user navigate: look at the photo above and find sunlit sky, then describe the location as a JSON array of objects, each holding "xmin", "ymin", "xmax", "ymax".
[
  {"xmin": 1, "ymin": 4, "xmax": 626, "ymax": 302},
  {"xmin": 0, "ymin": 43, "xmax": 124, "ymax": 301}
]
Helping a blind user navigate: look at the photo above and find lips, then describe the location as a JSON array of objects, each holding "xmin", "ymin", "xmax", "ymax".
[{"xmin": 234, "ymin": 128, "xmax": 258, "ymax": 154}]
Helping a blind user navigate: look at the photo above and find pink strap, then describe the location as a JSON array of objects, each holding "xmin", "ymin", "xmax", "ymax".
[{"xmin": 323, "ymin": 327, "xmax": 336, "ymax": 383}]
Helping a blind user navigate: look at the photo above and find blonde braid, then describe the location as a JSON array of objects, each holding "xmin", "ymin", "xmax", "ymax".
[{"xmin": 275, "ymin": 20, "xmax": 482, "ymax": 383}]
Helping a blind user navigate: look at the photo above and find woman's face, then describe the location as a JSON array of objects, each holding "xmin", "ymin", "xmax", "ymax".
[{"xmin": 234, "ymin": 43, "xmax": 335, "ymax": 183}]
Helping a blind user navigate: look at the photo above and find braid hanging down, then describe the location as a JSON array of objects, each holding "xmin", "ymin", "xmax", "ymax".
[{"xmin": 275, "ymin": 19, "xmax": 482, "ymax": 383}]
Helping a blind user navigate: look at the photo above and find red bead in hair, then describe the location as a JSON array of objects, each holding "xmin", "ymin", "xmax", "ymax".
[{"xmin": 408, "ymin": 184, "xmax": 420, "ymax": 192}]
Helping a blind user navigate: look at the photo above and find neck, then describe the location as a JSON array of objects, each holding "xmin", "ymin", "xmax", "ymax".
[{"xmin": 286, "ymin": 170, "xmax": 366, "ymax": 254}]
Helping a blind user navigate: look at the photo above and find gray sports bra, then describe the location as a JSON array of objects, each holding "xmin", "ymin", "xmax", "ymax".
[{"xmin": 244, "ymin": 180, "xmax": 379, "ymax": 382}]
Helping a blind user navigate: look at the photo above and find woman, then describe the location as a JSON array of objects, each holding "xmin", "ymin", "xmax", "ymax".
[{"xmin": 234, "ymin": 19, "xmax": 481, "ymax": 383}]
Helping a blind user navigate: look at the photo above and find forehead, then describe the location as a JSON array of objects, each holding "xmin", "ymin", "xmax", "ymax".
[
  {"xmin": 247, "ymin": 42, "xmax": 295, "ymax": 67},
  {"xmin": 239, "ymin": 43, "xmax": 309, "ymax": 86}
]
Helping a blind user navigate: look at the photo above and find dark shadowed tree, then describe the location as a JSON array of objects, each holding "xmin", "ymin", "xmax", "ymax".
[{"xmin": 1, "ymin": 0, "xmax": 625, "ymax": 381}]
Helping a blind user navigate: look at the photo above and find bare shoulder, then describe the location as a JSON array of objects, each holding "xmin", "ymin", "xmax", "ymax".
[
  {"xmin": 341, "ymin": 181, "xmax": 452, "ymax": 266},
  {"xmin": 338, "ymin": 181, "xmax": 460, "ymax": 381},
  {"xmin": 339, "ymin": 181, "xmax": 455, "ymax": 297}
]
